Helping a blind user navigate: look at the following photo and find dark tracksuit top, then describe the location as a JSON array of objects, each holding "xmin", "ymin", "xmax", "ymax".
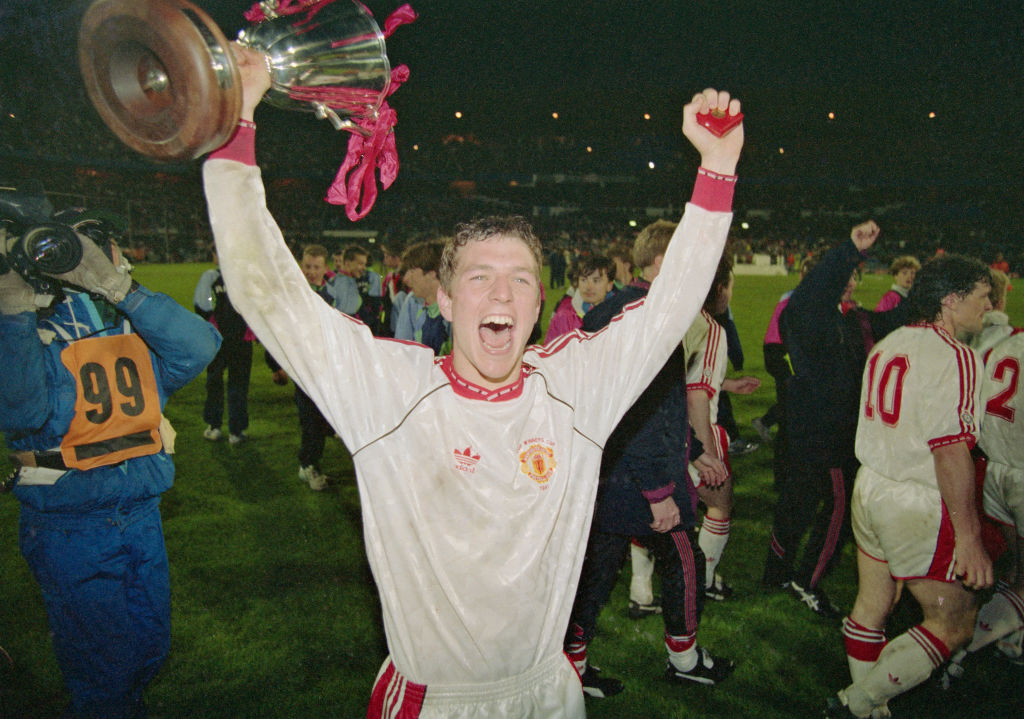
[
  {"xmin": 582, "ymin": 280, "xmax": 701, "ymax": 535},
  {"xmin": 781, "ymin": 239, "xmax": 911, "ymax": 463}
]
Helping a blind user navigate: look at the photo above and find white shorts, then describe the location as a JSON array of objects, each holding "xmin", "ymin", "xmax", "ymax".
[
  {"xmin": 983, "ymin": 460, "xmax": 1024, "ymax": 535},
  {"xmin": 851, "ymin": 465, "xmax": 957, "ymax": 582},
  {"xmin": 368, "ymin": 653, "xmax": 584, "ymax": 719}
]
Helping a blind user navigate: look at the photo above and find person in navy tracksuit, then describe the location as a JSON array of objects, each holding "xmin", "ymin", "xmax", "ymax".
[
  {"xmin": 761, "ymin": 221, "xmax": 909, "ymax": 618},
  {"xmin": 562, "ymin": 220, "xmax": 733, "ymax": 694}
]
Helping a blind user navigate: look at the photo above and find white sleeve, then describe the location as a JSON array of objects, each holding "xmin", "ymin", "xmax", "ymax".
[
  {"xmin": 531, "ymin": 202, "xmax": 732, "ymax": 441},
  {"xmin": 922, "ymin": 342, "xmax": 982, "ymax": 451},
  {"xmin": 202, "ymin": 159, "xmax": 435, "ymax": 448}
]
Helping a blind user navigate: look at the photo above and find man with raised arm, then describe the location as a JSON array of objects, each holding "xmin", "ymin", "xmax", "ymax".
[{"xmin": 203, "ymin": 46, "xmax": 742, "ymax": 719}]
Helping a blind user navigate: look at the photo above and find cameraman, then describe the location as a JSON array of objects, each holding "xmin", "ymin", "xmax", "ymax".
[{"xmin": 0, "ymin": 206, "xmax": 219, "ymax": 719}]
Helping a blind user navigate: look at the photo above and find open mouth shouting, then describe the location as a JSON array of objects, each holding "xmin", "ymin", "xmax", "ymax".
[
  {"xmin": 438, "ymin": 233, "xmax": 542, "ymax": 389},
  {"xmin": 480, "ymin": 314, "xmax": 515, "ymax": 352}
]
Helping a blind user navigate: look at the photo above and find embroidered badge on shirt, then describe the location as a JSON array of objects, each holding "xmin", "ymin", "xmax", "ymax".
[{"xmin": 518, "ymin": 438, "xmax": 556, "ymax": 488}]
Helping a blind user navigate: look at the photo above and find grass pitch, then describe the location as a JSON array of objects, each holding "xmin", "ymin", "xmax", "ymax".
[{"xmin": 1, "ymin": 263, "xmax": 1022, "ymax": 718}]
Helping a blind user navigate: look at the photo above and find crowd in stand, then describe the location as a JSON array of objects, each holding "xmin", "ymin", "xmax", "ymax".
[{"xmin": 2, "ymin": 104, "xmax": 1021, "ymax": 274}]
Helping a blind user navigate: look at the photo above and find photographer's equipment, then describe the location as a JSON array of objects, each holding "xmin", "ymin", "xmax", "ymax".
[
  {"xmin": 78, "ymin": 0, "xmax": 415, "ymax": 219},
  {"xmin": 1, "ymin": 191, "xmax": 129, "ymax": 298},
  {"xmin": 2, "ymin": 224, "xmax": 83, "ymax": 296},
  {"xmin": 0, "ymin": 186, "xmax": 54, "ymax": 226},
  {"xmin": 1, "ymin": 189, "xmax": 84, "ymax": 295}
]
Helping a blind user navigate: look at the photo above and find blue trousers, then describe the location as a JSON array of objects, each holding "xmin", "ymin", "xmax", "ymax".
[
  {"xmin": 19, "ymin": 498, "xmax": 170, "ymax": 719},
  {"xmin": 566, "ymin": 527, "xmax": 704, "ymax": 644}
]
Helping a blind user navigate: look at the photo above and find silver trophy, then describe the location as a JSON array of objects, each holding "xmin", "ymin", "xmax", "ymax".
[{"xmin": 79, "ymin": 0, "xmax": 397, "ymax": 161}]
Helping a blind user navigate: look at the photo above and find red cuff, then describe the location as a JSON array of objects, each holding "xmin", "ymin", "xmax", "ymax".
[
  {"xmin": 208, "ymin": 123, "xmax": 256, "ymax": 166},
  {"xmin": 690, "ymin": 167, "xmax": 737, "ymax": 212},
  {"xmin": 642, "ymin": 482, "xmax": 676, "ymax": 504},
  {"xmin": 928, "ymin": 433, "xmax": 977, "ymax": 451},
  {"xmin": 686, "ymin": 381, "xmax": 716, "ymax": 399}
]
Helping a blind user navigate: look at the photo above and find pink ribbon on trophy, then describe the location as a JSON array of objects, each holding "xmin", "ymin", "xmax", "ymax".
[
  {"xmin": 323, "ymin": 3, "xmax": 416, "ymax": 220},
  {"xmin": 325, "ymin": 63, "xmax": 409, "ymax": 220},
  {"xmin": 244, "ymin": 0, "xmax": 417, "ymax": 220}
]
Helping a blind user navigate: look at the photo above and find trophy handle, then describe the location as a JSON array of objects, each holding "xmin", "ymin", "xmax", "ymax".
[{"xmin": 79, "ymin": 0, "xmax": 242, "ymax": 162}]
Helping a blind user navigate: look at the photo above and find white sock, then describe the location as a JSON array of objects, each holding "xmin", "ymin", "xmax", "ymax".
[
  {"xmin": 966, "ymin": 581, "xmax": 1024, "ymax": 653},
  {"xmin": 629, "ymin": 542, "xmax": 655, "ymax": 605},
  {"xmin": 699, "ymin": 516, "xmax": 730, "ymax": 587},
  {"xmin": 847, "ymin": 626, "xmax": 950, "ymax": 716}
]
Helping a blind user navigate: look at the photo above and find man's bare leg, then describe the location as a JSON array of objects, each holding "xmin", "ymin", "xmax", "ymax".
[{"xmin": 837, "ymin": 564, "xmax": 976, "ymax": 717}]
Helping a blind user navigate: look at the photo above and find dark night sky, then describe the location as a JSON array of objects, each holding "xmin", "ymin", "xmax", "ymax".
[{"xmin": 0, "ymin": 0, "xmax": 1022, "ymax": 182}]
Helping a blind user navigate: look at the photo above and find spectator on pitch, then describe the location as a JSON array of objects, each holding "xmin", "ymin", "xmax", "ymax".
[
  {"xmin": 607, "ymin": 243, "xmax": 634, "ymax": 289},
  {"xmin": 549, "ymin": 245, "xmax": 568, "ymax": 288},
  {"xmin": 563, "ymin": 221, "xmax": 733, "ymax": 698},
  {"xmin": 380, "ymin": 240, "xmax": 407, "ymax": 336},
  {"xmin": 1, "ymin": 204, "xmax": 218, "ymax": 718},
  {"xmin": 333, "ymin": 244, "xmax": 385, "ymax": 334},
  {"xmin": 294, "ymin": 244, "xmax": 337, "ymax": 491},
  {"xmin": 394, "ymin": 240, "xmax": 450, "ymax": 355},
  {"xmin": 684, "ymin": 256, "xmax": 761, "ymax": 600},
  {"xmin": 204, "ymin": 52, "xmax": 741, "ymax": 718},
  {"xmin": 545, "ymin": 254, "xmax": 616, "ymax": 342},
  {"xmin": 194, "ymin": 248, "xmax": 256, "ymax": 446},
  {"xmin": 942, "ymin": 328, "xmax": 1024, "ymax": 686},
  {"xmin": 762, "ymin": 221, "xmax": 911, "ymax": 619},
  {"xmin": 826, "ymin": 254, "xmax": 994, "ymax": 718},
  {"xmin": 874, "ymin": 255, "xmax": 920, "ymax": 312}
]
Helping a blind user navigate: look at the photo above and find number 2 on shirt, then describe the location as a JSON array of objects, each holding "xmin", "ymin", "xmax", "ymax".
[{"xmin": 985, "ymin": 355, "xmax": 1020, "ymax": 423}]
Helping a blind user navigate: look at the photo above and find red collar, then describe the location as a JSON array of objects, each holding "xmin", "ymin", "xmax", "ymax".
[{"xmin": 439, "ymin": 355, "xmax": 533, "ymax": 401}]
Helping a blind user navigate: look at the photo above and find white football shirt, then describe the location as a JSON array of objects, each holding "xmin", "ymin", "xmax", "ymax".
[
  {"xmin": 685, "ymin": 309, "xmax": 727, "ymax": 424},
  {"xmin": 979, "ymin": 331, "xmax": 1024, "ymax": 469},
  {"xmin": 204, "ymin": 159, "xmax": 733, "ymax": 692},
  {"xmin": 855, "ymin": 323, "xmax": 982, "ymax": 489}
]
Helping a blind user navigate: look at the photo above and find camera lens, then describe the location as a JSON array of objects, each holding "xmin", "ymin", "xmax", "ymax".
[{"xmin": 21, "ymin": 224, "xmax": 83, "ymax": 274}]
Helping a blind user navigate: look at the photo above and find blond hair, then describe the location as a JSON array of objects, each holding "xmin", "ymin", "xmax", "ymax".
[{"xmin": 632, "ymin": 220, "xmax": 676, "ymax": 270}]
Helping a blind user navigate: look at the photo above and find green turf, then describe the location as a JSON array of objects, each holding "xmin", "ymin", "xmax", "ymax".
[{"xmin": 1, "ymin": 263, "xmax": 1022, "ymax": 718}]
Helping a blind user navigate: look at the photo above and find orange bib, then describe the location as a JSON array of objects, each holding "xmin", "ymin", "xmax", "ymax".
[{"xmin": 59, "ymin": 333, "xmax": 163, "ymax": 470}]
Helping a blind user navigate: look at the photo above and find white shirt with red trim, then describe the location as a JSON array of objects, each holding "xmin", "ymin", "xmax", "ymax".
[
  {"xmin": 855, "ymin": 323, "xmax": 982, "ymax": 489},
  {"xmin": 684, "ymin": 309, "xmax": 727, "ymax": 424},
  {"xmin": 979, "ymin": 331, "xmax": 1024, "ymax": 469},
  {"xmin": 203, "ymin": 158, "xmax": 734, "ymax": 690}
]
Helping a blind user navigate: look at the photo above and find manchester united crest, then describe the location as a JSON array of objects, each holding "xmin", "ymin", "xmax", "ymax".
[{"xmin": 518, "ymin": 438, "xmax": 556, "ymax": 488}]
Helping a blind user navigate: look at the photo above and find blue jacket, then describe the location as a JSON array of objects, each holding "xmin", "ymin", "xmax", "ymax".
[
  {"xmin": 394, "ymin": 295, "xmax": 451, "ymax": 356},
  {"xmin": 1, "ymin": 286, "xmax": 220, "ymax": 514}
]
